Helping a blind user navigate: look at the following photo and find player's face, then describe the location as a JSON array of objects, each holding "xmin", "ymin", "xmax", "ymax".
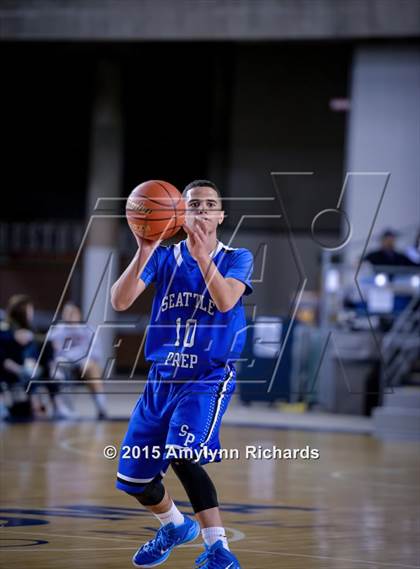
[{"xmin": 184, "ymin": 187, "xmax": 224, "ymax": 234}]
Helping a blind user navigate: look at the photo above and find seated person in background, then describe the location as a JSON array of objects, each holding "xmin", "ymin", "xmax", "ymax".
[
  {"xmin": 405, "ymin": 229, "xmax": 420, "ymax": 265},
  {"xmin": 0, "ymin": 294, "xmax": 70, "ymax": 419},
  {"xmin": 49, "ymin": 302, "xmax": 107, "ymax": 420},
  {"xmin": 364, "ymin": 229, "xmax": 418, "ymax": 270}
]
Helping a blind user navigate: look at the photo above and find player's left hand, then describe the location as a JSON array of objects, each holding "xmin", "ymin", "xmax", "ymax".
[{"xmin": 183, "ymin": 218, "xmax": 210, "ymax": 262}]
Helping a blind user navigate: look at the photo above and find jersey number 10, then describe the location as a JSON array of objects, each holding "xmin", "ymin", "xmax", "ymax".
[{"xmin": 174, "ymin": 318, "xmax": 197, "ymax": 348}]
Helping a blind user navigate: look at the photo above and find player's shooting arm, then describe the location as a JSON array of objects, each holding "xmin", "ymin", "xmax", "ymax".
[
  {"xmin": 110, "ymin": 239, "xmax": 157, "ymax": 311},
  {"xmin": 197, "ymin": 259, "xmax": 245, "ymax": 313},
  {"xmin": 185, "ymin": 220, "xmax": 245, "ymax": 312}
]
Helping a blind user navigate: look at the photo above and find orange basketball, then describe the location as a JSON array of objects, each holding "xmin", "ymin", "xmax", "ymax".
[{"xmin": 126, "ymin": 180, "xmax": 186, "ymax": 241}]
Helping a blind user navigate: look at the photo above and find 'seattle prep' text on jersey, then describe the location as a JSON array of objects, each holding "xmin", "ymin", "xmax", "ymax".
[{"xmin": 139, "ymin": 240, "xmax": 253, "ymax": 379}]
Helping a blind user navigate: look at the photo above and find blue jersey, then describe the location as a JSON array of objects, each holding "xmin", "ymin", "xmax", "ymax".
[{"xmin": 140, "ymin": 239, "xmax": 253, "ymax": 380}]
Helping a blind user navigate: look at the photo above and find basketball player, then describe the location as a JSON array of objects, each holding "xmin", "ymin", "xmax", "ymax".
[{"xmin": 111, "ymin": 180, "xmax": 253, "ymax": 568}]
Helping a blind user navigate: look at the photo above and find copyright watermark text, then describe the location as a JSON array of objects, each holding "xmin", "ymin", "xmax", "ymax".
[{"xmin": 103, "ymin": 444, "xmax": 320, "ymax": 462}]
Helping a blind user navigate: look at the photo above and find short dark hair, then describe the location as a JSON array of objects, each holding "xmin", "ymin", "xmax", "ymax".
[
  {"xmin": 182, "ymin": 179, "xmax": 221, "ymax": 199},
  {"xmin": 6, "ymin": 294, "xmax": 33, "ymax": 329},
  {"xmin": 381, "ymin": 228, "xmax": 398, "ymax": 239}
]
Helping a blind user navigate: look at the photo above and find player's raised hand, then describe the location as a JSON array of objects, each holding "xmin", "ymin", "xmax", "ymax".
[
  {"xmin": 129, "ymin": 225, "xmax": 160, "ymax": 254},
  {"xmin": 183, "ymin": 218, "xmax": 209, "ymax": 262}
]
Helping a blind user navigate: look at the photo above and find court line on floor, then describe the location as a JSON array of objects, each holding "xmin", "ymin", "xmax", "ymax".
[
  {"xmin": 0, "ymin": 547, "xmax": 140, "ymax": 552},
  {"xmin": 4, "ymin": 530, "xmax": 139, "ymax": 543},
  {"xmin": 58, "ymin": 436, "xmax": 106, "ymax": 458},
  {"xmin": 4, "ymin": 526, "xmax": 244, "ymax": 545},
  {"xmin": 2, "ymin": 542, "xmax": 418, "ymax": 568},
  {"xmin": 234, "ymin": 548, "xmax": 420, "ymax": 568}
]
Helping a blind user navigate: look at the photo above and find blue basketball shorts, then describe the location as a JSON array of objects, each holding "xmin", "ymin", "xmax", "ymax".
[{"xmin": 115, "ymin": 361, "xmax": 236, "ymax": 494}]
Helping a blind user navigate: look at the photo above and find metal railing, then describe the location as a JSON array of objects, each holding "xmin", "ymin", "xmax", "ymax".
[{"xmin": 381, "ymin": 293, "xmax": 420, "ymax": 388}]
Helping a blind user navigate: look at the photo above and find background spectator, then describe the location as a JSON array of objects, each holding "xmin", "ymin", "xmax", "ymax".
[
  {"xmin": 364, "ymin": 229, "xmax": 418, "ymax": 270},
  {"xmin": 0, "ymin": 294, "xmax": 71, "ymax": 420},
  {"xmin": 49, "ymin": 302, "xmax": 108, "ymax": 419}
]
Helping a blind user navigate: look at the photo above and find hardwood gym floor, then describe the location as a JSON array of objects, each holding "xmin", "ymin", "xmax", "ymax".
[{"xmin": 0, "ymin": 420, "xmax": 419, "ymax": 568}]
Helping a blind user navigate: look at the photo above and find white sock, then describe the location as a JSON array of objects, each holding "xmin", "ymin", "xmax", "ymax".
[
  {"xmin": 201, "ymin": 527, "xmax": 229, "ymax": 550},
  {"xmin": 154, "ymin": 502, "xmax": 184, "ymax": 527}
]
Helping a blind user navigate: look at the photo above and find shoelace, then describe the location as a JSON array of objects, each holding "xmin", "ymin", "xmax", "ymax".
[
  {"xmin": 143, "ymin": 526, "xmax": 172, "ymax": 554},
  {"xmin": 195, "ymin": 547, "xmax": 219, "ymax": 568},
  {"xmin": 196, "ymin": 547, "xmax": 237, "ymax": 569}
]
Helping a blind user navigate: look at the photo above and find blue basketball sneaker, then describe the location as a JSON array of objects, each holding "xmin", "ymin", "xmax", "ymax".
[
  {"xmin": 195, "ymin": 540, "xmax": 242, "ymax": 568},
  {"xmin": 132, "ymin": 516, "xmax": 200, "ymax": 567}
]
